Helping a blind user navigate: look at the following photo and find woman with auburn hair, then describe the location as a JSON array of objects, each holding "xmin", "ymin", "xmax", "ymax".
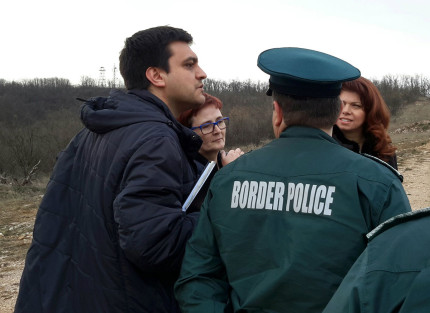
[
  {"xmin": 333, "ymin": 76, "xmax": 398, "ymax": 169},
  {"xmin": 178, "ymin": 92, "xmax": 244, "ymax": 170},
  {"xmin": 178, "ymin": 93, "xmax": 243, "ymax": 212}
]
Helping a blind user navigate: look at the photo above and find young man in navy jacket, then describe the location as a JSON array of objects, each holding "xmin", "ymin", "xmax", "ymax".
[{"xmin": 15, "ymin": 26, "xmax": 206, "ymax": 313}]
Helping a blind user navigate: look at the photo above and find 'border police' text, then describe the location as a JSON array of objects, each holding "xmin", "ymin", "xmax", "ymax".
[{"xmin": 231, "ymin": 181, "xmax": 335, "ymax": 216}]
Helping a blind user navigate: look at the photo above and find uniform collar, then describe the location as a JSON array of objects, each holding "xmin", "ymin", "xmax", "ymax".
[
  {"xmin": 281, "ymin": 126, "xmax": 338, "ymax": 144},
  {"xmin": 367, "ymin": 207, "xmax": 430, "ymax": 242}
]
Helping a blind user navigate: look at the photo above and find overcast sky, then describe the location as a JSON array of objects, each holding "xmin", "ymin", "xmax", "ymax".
[{"xmin": 1, "ymin": 0, "xmax": 429, "ymax": 85}]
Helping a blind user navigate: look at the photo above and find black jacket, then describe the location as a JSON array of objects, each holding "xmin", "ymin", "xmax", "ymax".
[
  {"xmin": 332, "ymin": 125, "xmax": 398, "ymax": 169},
  {"xmin": 15, "ymin": 89, "xmax": 202, "ymax": 313}
]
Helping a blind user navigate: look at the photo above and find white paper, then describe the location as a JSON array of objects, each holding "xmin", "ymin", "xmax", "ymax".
[{"xmin": 182, "ymin": 161, "xmax": 216, "ymax": 212}]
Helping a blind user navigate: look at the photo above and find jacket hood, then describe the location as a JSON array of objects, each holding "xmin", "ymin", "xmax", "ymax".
[
  {"xmin": 80, "ymin": 89, "xmax": 176, "ymax": 134},
  {"xmin": 79, "ymin": 89, "xmax": 202, "ymax": 159}
]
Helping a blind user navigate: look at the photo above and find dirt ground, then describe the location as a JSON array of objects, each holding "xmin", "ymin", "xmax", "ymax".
[
  {"xmin": 397, "ymin": 140, "xmax": 430, "ymax": 210},
  {"xmin": 1, "ymin": 124, "xmax": 429, "ymax": 313}
]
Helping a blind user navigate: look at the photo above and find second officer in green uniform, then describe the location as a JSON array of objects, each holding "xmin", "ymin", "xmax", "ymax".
[{"xmin": 175, "ymin": 47, "xmax": 411, "ymax": 313}]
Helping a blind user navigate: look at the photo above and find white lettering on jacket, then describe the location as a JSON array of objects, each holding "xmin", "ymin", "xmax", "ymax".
[{"xmin": 231, "ymin": 181, "xmax": 335, "ymax": 216}]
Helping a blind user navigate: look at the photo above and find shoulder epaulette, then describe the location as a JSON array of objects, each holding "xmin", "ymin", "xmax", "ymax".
[
  {"xmin": 366, "ymin": 207, "xmax": 430, "ymax": 241},
  {"xmin": 361, "ymin": 153, "xmax": 403, "ymax": 182}
]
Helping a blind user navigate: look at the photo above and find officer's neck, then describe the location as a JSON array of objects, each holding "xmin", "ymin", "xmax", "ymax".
[{"xmin": 321, "ymin": 126, "xmax": 333, "ymax": 136}]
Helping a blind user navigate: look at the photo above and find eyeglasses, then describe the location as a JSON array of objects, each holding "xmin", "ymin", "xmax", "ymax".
[{"xmin": 191, "ymin": 117, "xmax": 229, "ymax": 135}]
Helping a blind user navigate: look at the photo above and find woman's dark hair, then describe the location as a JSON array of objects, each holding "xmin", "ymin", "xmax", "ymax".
[{"xmin": 341, "ymin": 77, "xmax": 396, "ymax": 161}]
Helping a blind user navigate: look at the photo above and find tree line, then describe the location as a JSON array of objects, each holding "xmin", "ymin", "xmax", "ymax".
[{"xmin": 0, "ymin": 74, "xmax": 429, "ymax": 182}]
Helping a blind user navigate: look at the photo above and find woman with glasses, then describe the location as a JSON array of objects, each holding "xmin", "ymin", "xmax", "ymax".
[
  {"xmin": 178, "ymin": 93, "xmax": 243, "ymax": 212},
  {"xmin": 178, "ymin": 93, "xmax": 244, "ymax": 170}
]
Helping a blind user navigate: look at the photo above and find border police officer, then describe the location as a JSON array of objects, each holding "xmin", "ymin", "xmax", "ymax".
[
  {"xmin": 323, "ymin": 207, "xmax": 430, "ymax": 313},
  {"xmin": 175, "ymin": 47, "xmax": 411, "ymax": 313}
]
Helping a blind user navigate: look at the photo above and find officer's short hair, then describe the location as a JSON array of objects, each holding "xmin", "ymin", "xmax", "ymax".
[{"xmin": 273, "ymin": 91, "xmax": 341, "ymax": 129}]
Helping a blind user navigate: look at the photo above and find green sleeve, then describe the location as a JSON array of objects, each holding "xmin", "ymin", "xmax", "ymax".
[
  {"xmin": 175, "ymin": 196, "xmax": 232, "ymax": 313},
  {"xmin": 399, "ymin": 268, "xmax": 430, "ymax": 313},
  {"xmin": 358, "ymin": 176, "xmax": 412, "ymax": 229},
  {"xmin": 322, "ymin": 249, "xmax": 368, "ymax": 313},
  {"xmin": 325, "ymin": 247, "xmax": 430, "ymax": 313},
  {"xmin": 378, "ymin": 179, "xmax": 411, "ymax": 224}
]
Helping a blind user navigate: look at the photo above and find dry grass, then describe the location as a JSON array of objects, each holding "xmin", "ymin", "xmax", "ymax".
[
  {"xmin": 390, "ymin": 97, "xmax": 430, "ymax": 129},
  {"xmin": 389, "ymin": 97, "xmax": 430, "ymax": 164},
  {"xmin": 0, "ymin": 178, "xmax": 46, "ymax": 312}
]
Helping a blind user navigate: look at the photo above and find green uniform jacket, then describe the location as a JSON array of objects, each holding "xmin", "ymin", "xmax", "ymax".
[
  {"xmin": 175, "ymin": 126, "xmax": 411, "ymax": 313},
  {"xmin": 323, "ymin": 207, "xmax": 430, "ymax": 313}
]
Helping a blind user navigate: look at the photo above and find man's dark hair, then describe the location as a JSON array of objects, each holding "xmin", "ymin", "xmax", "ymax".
[
  {"xmin": 119, "ymin": 26, "xmax": 193, "ymax": 90},
  {"xmin": 273, "ymin": 91, "xmax": 341, "ymax": 129}
]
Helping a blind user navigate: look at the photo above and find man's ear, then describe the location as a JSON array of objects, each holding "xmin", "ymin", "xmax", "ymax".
[
  {"xmin": 146, "ymin": 67, "xmax": 166, "ymax": 88},
  {"xmin": 273, "ymin": 100, "xmax": 284, "ymax": 127}
]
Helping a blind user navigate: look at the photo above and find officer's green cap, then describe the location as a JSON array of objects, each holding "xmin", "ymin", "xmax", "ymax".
[{"xmin": 257, "ymin": 47, "xmax": 360, "ymax": 97}]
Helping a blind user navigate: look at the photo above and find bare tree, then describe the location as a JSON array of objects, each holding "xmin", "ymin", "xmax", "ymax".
[{"xmin": 21, "ymin": 160, "xmax": 41, "ymax": 186}]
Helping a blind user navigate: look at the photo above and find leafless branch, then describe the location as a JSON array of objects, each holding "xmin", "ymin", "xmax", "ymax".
[
  {"xmin": 0, "ymin": 173, "xmax": 7, "ymax": 184},
  {"xmin": 21, "ymin": 160, "xmax": 41, "ymax": 186}
]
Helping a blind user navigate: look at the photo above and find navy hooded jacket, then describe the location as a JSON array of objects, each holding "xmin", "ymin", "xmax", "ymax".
[{"xmin": 15, "ymin": 89, "xmax": 203, "ymax": 313}]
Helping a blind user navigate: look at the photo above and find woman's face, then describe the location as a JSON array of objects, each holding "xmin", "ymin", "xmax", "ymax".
[
  {"xmin": 191, "ymin": 105, "xmax": 226, "ymax": 156},
  {"xmin": 337, "ymin": 90, "xmax": 366, "ymax": 135}
]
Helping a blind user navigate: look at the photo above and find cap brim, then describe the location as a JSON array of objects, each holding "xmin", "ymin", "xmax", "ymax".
[{"xmin": 257, "ymin": 47, "xmax": 361, "ymax": 98}]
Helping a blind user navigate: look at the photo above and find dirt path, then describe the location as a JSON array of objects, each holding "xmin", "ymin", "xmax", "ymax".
[
  {"xmin": 0, "ymin": 262, "xmax": 25, "ymax": 313},
  {"xmin": 0, "ymin": 207, "xmax": 35, "ymax": 313},
  {"xmin": 398, "ymin": 141, "xmax": 430, "ymax": 210}
]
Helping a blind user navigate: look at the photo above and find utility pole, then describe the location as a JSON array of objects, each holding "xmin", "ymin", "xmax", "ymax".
[
  {"xmin": 112, "ymin": 64, "xmax": 117, "ymax": 88},
  {"xmin": 98, "ymin": 66, "xmax": 106, "ymax": 87}
]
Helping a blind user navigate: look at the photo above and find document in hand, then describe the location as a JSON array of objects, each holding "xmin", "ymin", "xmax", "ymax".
[{"xmin": 182, "ymin": 161, "xmax": 217, "ymax": 212}]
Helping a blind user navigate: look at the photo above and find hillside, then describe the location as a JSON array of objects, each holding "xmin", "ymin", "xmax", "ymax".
[
  {"xmin": 1, "ymin": 98, "xmax": 430, "ymax": 313},
  {"xmin": 390, "ymin": 97, "xmax": 430, "ymax": 210}
]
